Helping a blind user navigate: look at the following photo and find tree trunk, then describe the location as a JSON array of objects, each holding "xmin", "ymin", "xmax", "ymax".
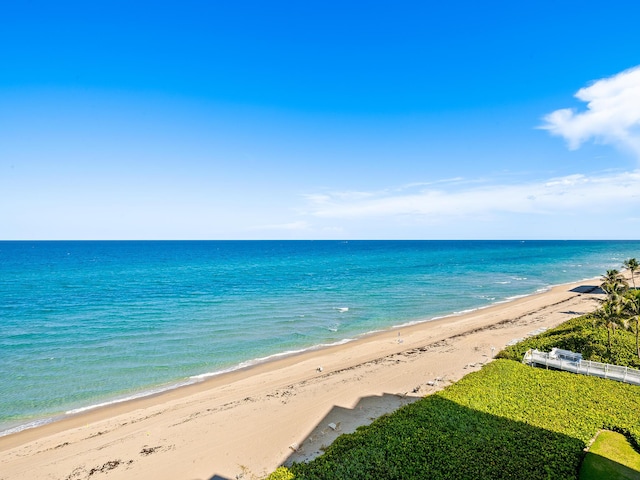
[{"xmin": 636, "ymin": 318, "xmax": 640, "ymax": 358}]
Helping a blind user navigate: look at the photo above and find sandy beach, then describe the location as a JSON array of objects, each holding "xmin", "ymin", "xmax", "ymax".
[{"xmin": 0, "ymin": 279, "xmax": 604, "ymax": 480}]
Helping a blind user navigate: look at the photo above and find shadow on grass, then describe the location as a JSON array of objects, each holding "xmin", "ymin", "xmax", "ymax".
[
  {"xmin": 580, "ymin": 452, "xmax": 640, "ymax": 480},
  {"xmin": 282, "ymin": 396, "xmax": 588, "ymax": 480}
]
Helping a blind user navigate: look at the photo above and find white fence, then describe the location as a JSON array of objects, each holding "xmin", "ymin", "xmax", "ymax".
[{"xmin": 522, "ymin": 349, "xmax": 640, "ymax": 386}]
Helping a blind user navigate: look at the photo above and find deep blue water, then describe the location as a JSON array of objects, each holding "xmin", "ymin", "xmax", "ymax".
[{"xmin": 1, "ymin": 240, "xmax": 639, "ymax": 435}]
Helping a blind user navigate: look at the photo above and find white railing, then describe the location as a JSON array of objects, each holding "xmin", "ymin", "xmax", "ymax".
[{"xmin": 522, "ymin": 349, "xmax": 640, "ymax": 386}]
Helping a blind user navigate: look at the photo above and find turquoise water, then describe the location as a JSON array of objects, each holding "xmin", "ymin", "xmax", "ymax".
[{"xmin": 1, "ymin": 240, "xmax": 639, "ymax": 435}]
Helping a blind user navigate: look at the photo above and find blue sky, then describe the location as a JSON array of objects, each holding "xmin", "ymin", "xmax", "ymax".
[{"xmin": 2, "ymin": 1, "xmax": 640, "ymax": 239}]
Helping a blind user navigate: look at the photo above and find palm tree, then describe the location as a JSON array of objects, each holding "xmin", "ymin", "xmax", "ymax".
[
  {"xmin": 593, "ymin": 300, "xmax": 624, "ymax": 359},
  {"xmin": 623, "ymin": 258, "xmax": 639, "ymax": 289},
  {"xmin": 623, "ymin": 290, "xmax": 640, "ymax": 358},
  {"xmin": 600, "ymin": 269, "xmax": 629, "ymax": 300}
]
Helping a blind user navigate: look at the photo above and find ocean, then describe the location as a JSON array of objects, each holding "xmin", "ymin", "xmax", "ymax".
[{"xmin": 1, "ymin": 240, "xmax": 639, "ymax": 435}]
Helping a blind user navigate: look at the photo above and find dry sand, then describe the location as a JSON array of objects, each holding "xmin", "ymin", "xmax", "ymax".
[{"xmin": 0, "ymin": 279, "xmax": 605, "ymax": 480}]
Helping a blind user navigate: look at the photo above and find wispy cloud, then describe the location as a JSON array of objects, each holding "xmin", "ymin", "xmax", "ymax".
[
  {"xmin": 249, "ymin": 220, "xmax": 311, "ymax": 231},
  {"xmin": 541, "ymin": 65, "xmax": 640, "ymax": 158},
  {"xmin": 302, "ymin": 171, "xmax": 640, "ymax": 220}
]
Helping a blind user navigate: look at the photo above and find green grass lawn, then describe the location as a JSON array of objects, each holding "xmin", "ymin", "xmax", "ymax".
[{"xmin": 580, "ymin": 430, "xmax": 640, "ymax": 480}]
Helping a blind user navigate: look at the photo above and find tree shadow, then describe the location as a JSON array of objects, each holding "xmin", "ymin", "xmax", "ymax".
[
  {"xmin": 280, "ymin": 395, "xmax": 636, "ymax": 479},
  {"xmin": 571, "ymin": 285, "xmax": 605, "ymax": 294}
]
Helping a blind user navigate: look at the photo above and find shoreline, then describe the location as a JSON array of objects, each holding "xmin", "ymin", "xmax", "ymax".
[
  {"xmin": 0, "ymin": 276, "xmax": 599, "ymax": 440},
  {"xmin": 0, "ymin": 277, "xmax": 605, "ymax": 480}
]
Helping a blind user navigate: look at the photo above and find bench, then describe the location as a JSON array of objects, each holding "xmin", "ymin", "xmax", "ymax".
[{"xmin": 549, "ymin": 348, "xmax": 582, "ymax": 362}]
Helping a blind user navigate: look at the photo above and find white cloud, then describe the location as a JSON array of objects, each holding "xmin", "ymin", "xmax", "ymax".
[
  {"xmin": 302, "ymin": 171, "xmax": 640, "ymax": 220},
  {"xmin": 541, "ymin": 66, "xmax": 640, "ymax": 158}
]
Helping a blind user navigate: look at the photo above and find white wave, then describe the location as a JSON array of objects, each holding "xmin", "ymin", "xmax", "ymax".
[
  {"xmin": 391, "ymin": 275, "xmax": 596, "ymax": 330},
  {"xmin": 190, "ymin": 339, "xmax": 356, "ymax": 381},
  {"xmin": 1, "ymin": 378, "xmax": 199, "ymax": 437},
  {"xmin": 0, "ymin": 418, "xmax": 57, "ymax": 438},
  {"xmin": 474, "ymin": 295, "xmax": 496, "ymax": 301},
  {"xmin": 65, "ymin": 379, "xmax": 196, "ymax": 415},
  {"xmin": 337, "ymin": 307, "xmax": 349, "ymax": 313},
  {"xmin": 454, "ymin": 308, "xmax": 480, "ymax": 315}
]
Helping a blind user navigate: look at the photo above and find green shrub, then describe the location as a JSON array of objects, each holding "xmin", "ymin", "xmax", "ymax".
[
  {"xmin": 265, "ymin": 466, "xmax": 295, "ymax": 480},
  {"xmin": 497, "ymin": 314, "xmax": 640, "ymax": 368}
]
